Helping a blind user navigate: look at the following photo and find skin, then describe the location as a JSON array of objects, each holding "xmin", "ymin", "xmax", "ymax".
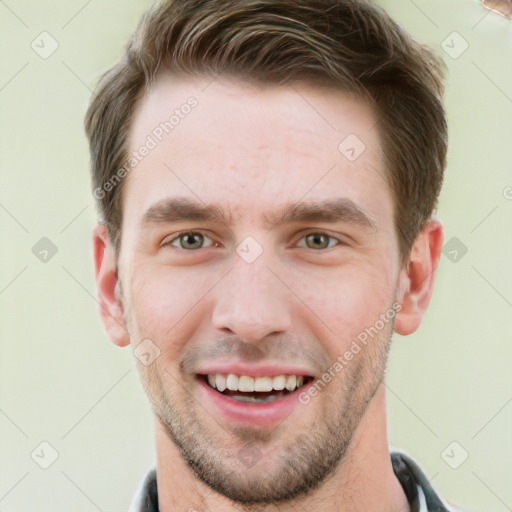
[{"xmin": 93, "ymin": 72, "xmax": 443, "ymax": 511}]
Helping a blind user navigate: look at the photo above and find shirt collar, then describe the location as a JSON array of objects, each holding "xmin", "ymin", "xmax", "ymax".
[
  {"xmin": 129, "ymin": 466, "xmax": 158, "ymax": 512},
  {"xmin": 391, "ymin": 449, "xmax": 459, "ymax": 512}
]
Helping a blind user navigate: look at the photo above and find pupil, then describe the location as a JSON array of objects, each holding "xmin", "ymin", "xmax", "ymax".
[
  {"xmin": 308, "ymin": 234, "xmax": 327, "ymax": 249},
  {"xmin": 183, "ymin": 233, "xmax": 202, "ymax": 249}
]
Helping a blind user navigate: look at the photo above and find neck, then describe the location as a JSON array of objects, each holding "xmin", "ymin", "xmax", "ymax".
[{"xmin": 154, "ymin": 385, "xmax": 410, "ymax": 512}]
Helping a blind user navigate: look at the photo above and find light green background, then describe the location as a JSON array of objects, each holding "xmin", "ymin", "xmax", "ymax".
[{"xmin": 0, "ymin": 1, "xmax": 510, "ymax": 511}]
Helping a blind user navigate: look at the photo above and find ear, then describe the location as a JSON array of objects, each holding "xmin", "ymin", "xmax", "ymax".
[
  {"xmin": 394, "ymin": 219, "xmax": 444, "ymax": 335},
  {"xmin": 92, "ymin": 224, "xmax": 130, "ymax": 347}
]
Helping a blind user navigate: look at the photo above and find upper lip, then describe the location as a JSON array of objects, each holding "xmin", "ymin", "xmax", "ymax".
[{"xmin": 194, "ymin": 362, "xmax": 317, "ymax": 379}]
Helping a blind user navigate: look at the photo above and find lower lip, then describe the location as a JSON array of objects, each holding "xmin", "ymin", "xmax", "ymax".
[{"xmin": 197, "ymin": 376, "xmax": 310, "ymax": 427}]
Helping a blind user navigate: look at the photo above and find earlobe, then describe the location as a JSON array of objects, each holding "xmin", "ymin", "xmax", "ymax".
[
  {"xmin": 394, "ymin": 219, "xmax": 444, "ymax": 336},
  {"xmin": 92, "ymin": 224, "xmax": 130, "ymax": 347}
]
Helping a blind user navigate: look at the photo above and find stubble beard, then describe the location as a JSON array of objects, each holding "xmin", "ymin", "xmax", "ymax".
[{"xmin": 136, "ymin": 327, "xmax": 392, "ymax": 508}]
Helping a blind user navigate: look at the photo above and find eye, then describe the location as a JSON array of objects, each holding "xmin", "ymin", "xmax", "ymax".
[
  {"xmin": 296, "ymin": 232, "xmax": 340, "ymax": 250},
  {"xmin": 162, "ymin": 231, "xmax": 215, "ymax": 250}
]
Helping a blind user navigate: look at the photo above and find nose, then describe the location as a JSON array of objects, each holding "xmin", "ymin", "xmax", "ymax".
[{"xmin": 211, "ymin": 256, "xmax": 292, "ymax": 344}]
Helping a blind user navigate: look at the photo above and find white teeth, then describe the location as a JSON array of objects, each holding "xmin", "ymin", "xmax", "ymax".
[
  {"xmin": 254, "ymin": 376, "xmax": 273, "ymax": 392},
  {"xmin": 215, "ymin": 374, "xmax": 226, "ymax": 392},
  {"xmin": 272, "ymin": 375, "xmax": 286, "ymax": 390},
  {"xmin": 226, "ymin": 374, "xmax": 239, "ymax": 391},
  {"xmin": 285, "ymin": 375, "xmax": 297, "ymax": 391},
  {"xmin": 238, "ymin": 375, "xmax": 255, "ymax": 392},
  {"xmin": 205, "ymin": 373, "xmax": 307, "ymax": 393}
]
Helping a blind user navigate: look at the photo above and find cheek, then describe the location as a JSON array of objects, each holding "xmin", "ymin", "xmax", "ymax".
[
  {"xmin": 127, "ymin": 263, "xmax": 213, "ymax": 346},
  {"xmin": 290, "ymin": 261, "xmax": 395, "ymax": 350}
]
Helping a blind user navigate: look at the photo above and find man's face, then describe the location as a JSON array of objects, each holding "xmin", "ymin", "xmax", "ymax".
[{"xmin": 117, "ymin": 73, "xmax": 403, "ymax": 503}]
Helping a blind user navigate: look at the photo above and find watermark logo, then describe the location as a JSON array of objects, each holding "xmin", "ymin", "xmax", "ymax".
[
  {"xmin": 441, "ymin": 32, "xmax": 469, "ymax": 59},
  {"xmin": 32, "ymin": 237, "xmax": 58, "ymax": 263},
  {"xmin": 299, "ymin": 302, "xmax": 402, "ymax": 404},
  {"xmin": 237, "ymin": 443, "xmax": 263, "ymax": 468},
  {"xmin": 441, "ymin": 441, "xmax": 469, "ymax": 469},
  {"xmin": 442, "ymin": 236, "xmax": 468, "ymax": 263},
  {"xmin": 31, "ymin": 32, "xmax": 59, "ymax": 59},
  {"xmin": 236, "ymin": 236, "xmax": 264, "ymax": 263},
  {"xmin": 31, "ymin": 441, "xmax": 59, "ymax": 469},
  {"xmin": 133, "ymin": 338, "xmax": 161, "ymax": 366},
  {"xmin": 338, "ymin": 134, "xmax": 366, "ymax": 162},
  {"xmin": 93, "ymin": 97, "xmax": 198, "ymax": 200}
]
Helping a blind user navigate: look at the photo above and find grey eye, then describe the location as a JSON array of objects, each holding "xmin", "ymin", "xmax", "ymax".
[
  {"xmin": 299, "ymin": 233, "xmax": 337, "ymax": 250},
  {"xmin": 168, "ymin": 232, "xmax": 214, "ymax": 250}
]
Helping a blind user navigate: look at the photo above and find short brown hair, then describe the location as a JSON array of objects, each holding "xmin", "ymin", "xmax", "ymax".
[{"xmin": 84, "ymin": 0, "xmax": 447, "ymax": 264}]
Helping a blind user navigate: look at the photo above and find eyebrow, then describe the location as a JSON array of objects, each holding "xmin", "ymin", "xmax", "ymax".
[{"xmin": 140, "ymin": 196, "xmax": 377, "ymax": 231}]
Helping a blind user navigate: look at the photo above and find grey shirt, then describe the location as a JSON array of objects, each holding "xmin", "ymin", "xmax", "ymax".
[{"xmin": 129, "ymin": 450, "xmax": 465, "ymax": 511}]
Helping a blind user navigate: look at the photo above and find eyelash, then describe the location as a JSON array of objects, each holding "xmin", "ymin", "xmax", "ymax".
[{"xmin": 161, "ymin": 231, "xmax": 342, "ymax": 250}]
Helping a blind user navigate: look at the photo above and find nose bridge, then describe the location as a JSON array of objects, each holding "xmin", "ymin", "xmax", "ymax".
[{"xmin": 212, "ymin": 251, "xmax": 291, "ymax": 342}]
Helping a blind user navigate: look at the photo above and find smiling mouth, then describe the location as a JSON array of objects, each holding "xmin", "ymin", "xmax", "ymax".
[{"xmin": 197, "ymin": 374, "xmax": 314, "ymax": 402}]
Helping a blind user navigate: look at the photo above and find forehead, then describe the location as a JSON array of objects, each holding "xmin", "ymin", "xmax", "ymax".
[{"xmin": 123, "ymin": 71, "xmax": 391, "ymax": 232}]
